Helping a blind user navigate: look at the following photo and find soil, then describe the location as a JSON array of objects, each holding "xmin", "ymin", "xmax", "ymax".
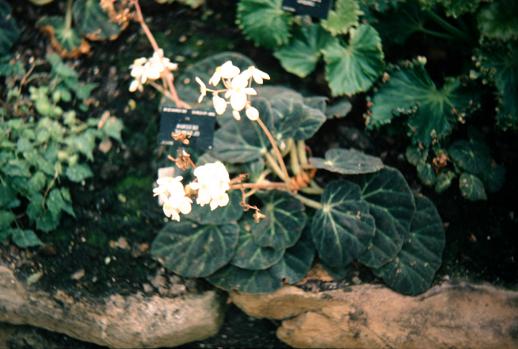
[{"xmin": 1, "ymin": 0, "xmax": 517, "ymax": 348}]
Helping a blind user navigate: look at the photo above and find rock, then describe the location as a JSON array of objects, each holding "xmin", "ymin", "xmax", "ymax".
[
  {"xmin": 0, "ymin": 265, "xmax": 226, "ymax": 348},
  {"xmin": 231, "ymin": 283, "xmax": 518, "ymax": 349}
]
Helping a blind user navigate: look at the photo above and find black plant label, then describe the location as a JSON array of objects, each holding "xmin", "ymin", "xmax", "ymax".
[
  {"xmin": 159, "ymin": 107, "xmax": 216, "ymax": 150},
  {"xmin": 282, "ymin": 0, "xmax": 332, "ymax": 19}
]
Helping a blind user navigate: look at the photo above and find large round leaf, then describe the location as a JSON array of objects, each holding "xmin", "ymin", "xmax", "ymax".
[
  {"xmin": 37, "ymin": 16, "xmax": 90, "ymax": 58},
  {"xmin": 274, "ymin": 24, "xmax": 333, "ymax": 78},
  {"xmin": 188, "ymin": 190, "xmax": 244, "ymax": 225},
  {"xmin": 353, "ymin": 167, "xmax": 415, "ymax": 241},
  {"xmin": 231, "ymin": 218, "xmax": 285, "ymax": 270},
  {"xmin": 311, "ymin": 180, "xmax": 376, "ymax": 268},
  {"xmin": 237, "ymin": 0, "xmax": 293, "ymax": 49},
  {"xmin": 270, "ymin": 95, "xmax": 326, "ymax": 141},
  {"xmin": 448, "ymin": 139, "xmax": 492, "ymax": 176},
  {"xmin": 358, "ymin": 206, "xmax": 402, "ymax": 268},
  {"xmin": 176, "ymin": 52, "xmax": 255, "ymax": 106},
  {"xmin": 322, "ymin": 24, "xmax": 384, "ymax": 96},
  {"xmin": 252, "ymin": 191, "xmax": 307, "ymax": 249},
  {"xmin": 374, "ymin": 195, "xmax": 445, "ymax": 296},
  {"xmin": 212, "ymin": 99, "xmax": 271, "ymax": 163},
  {"xmin": 0, "ymin": 0, "xmax": 19, "ymax": 56},
  {"xmin": 151, "ymin": 221, "xmax": 239, "ymax": 278},
  {"xmin": 206, "ymin": 264, "xmax": 282, "ymax": 293},
  {"xmin": 309, "ymin": 148, "xmax": 383, "ymax": 175},
  {"xmin": 270, "ymin": 229, "xmax": 315, "ymax": 284}
]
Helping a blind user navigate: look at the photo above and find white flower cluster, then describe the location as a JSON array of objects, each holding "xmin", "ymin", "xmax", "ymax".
[
  {"xmin": 153, "ymin": 161, "xmax": 231, "ymax": 221},
  {"xmin": 196, "ymin": 61, "xmax": 270, "ymax": 121},
  {"xmin": 129, "ymin": 49, "xmax": 178, "ymax": 92}
]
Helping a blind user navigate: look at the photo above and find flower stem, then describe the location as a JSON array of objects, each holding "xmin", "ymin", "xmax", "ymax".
[
  {"xmin": 294, "ymin": 194, "xmax": 323, "ymax": 210},
  {"xmin": 230, "ymin": 181, "xmax": 289, "ymax": 191},
  {"xmin": 265, "ymin": 152, "xmax": 289, "ymax": 182},
  {"xmin": 65, "ymin": 0, "xmax": 73, "ymax": 30},
  {"xmin": 297, "ymin": 140, "xmax": 309, "ymax": 166},
  {"xmin": 289, "ymin": 140, "xmax": 301, "ymax": 175},
  {"xmin": 256, "ymin": 117, "xmax": 290, "ymax": 182},
  {"xmin": 131, "ymin": 0, "xmax": 189, "ymax": 108}
]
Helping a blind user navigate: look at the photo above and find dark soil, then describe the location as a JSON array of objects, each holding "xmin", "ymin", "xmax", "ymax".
[{"xmin": 1, "ymin": 0, "xmax": 517, "ymax": 348}]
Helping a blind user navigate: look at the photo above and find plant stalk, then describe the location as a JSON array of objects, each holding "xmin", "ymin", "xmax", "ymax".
[
  {"xmin": 294, "ymin": 194, "xmax": 323, "ymax": 210},
  {"xmin": 257, "ymin": 117, "xmax": 290, "ymax": 182}
]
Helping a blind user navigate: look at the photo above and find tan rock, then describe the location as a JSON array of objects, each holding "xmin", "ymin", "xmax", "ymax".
[
  {"xmin": 0, "ymin": 266, "xmax": 226, "ymax": 348},
  {"xmin": 231, "ymin": 282, "xmax": 518, "ymax": 349}
]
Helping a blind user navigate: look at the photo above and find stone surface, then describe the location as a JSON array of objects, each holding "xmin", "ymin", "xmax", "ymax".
[
  {"xmin": 231, "ymin": 283, "xmax": 518, "ymax": 349},
  {"xmin": 0, "ymin": 266, "xmax": 226, "ymax": 348}
]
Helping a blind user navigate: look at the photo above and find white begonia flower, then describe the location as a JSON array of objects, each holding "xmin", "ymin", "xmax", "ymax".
[
  {"xmin": 129, "ymin": 57, "xmax": 148, "ymax": 92},
  {"xmin": 245, "ymin": 106, "xmax": 259, "ymax": 121},
  {"xmin": 226, "ymin": 73, "xmax": 257, "ymax": 112},
  {"xmin": 190, "ymin": 161, "xmax": 231, "ymax": 210},
  {"xmin": 195, "ymin": 77, "xmax": 207, "ymax": 103},
  {"xmin": 209, "ymin": 60, "xmax": 240, "ymax": 86},
  {"xmin": 212, "ymin": 94, "xmax": 227, "ymax": 115},
  {"xmin": 232, "ymin": 110, "xmax": 241, "ymax": 121},
  {"xmin": 153, "ymin": 176, "xmax": 192, "ymax": 221},
  {"xmin": 243, "ymin": 66, "xmax": 270, "ymax": 84},
  {"xmin": 129, "ymin": 51, "xmax": 178, "ymax": 93}
]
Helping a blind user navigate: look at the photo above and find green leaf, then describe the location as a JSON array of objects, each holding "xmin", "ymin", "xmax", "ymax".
[
  {"xmin": 459, "ymin": 173, "xmax": 487, "ymax": 201},
  {"xmin": 435, "ymin": 171, "xmax": 455, "ymax": 193},
  {"xmin": 0, "ymin": 210, "xmax": 15, "ymax": 230},
  {"xmin": 477, "ymin": 43, "xmax": 518, "ymax": 130},
  {"xmin": 0, "ymin": 184, "xmax": 17, "ymax": 209},
  {"xmin": 352, "ymin": 167, "xmax": 416, "ymax": 240},
  {"xmin": 448, "ymin": 139, "xmax": 492, "ymax": 176},
  {"xmin": 483, "ymin": 164, "xmax": 505, "ymax": 193},
  {"xmin": 311, "ymin": 180, "xmax": 376, "ymax": 268},
  {"xmin": 36, "ymin": 210, "xmax": 60, "ymax": 232},
  {"xmin": 416, "ymin": 161, "xmax": 436, "ymax": 186},
  {"xmin": 37, "ymin": 16, "xmax": 88, "ymax": 57},
  {"xmin": 176, "ymin": 52, "xmax": 254, "ymax": 107},
  {"xmin": 27, "ymin": 171, "xmax": 47, "ymax": 193},
  {"xmin": 207, "ymin": 264, "xmax": 282, "ymax": 293},
  {"xmin": 270, "ymin": 229, "xmax": 315, "ymax": 284},
  {"xmin": 0, "ymin": 228, "xmax": 11, "ymax": 243},
  {"xmin": 368, "ymin": 60, "xmax": 475, "ymax": 146},
  {"xmin": 325, "ymin": 99, "xmax": 352, "ymax": 119},
  {"xmin": 151, "ymin": 221, "xmax": 239, "ymax": 277},
  {"xmin": 188, "ymin": 190, "xmax": 243, "ymax": 225},
  {"xmin": 0, "ymin": 0, "xmax": 20, "ymax": 56},
  {"xmin": 101, "ymin": 117, "xmax": 123, "ymax": 142},
  {"xmin": 252, "ymin": 191, "xmax": 307, "ymax": 249},
  {"xmin": 322, "ymin": 0, "xmax": 360, "ymax": 36},
  {"xmin": 478, "ymin": 0, "xmax": 518, "ymax": 41},
  {"xmin": 309, "ymin": 148, "xmax": 384, "ymax": 175},
  {"xmin": 405, "ymin": 146, "xmax": 427, "ymax": 166},
  {"xmin": 231, "ymin": 217, "xmax": 285, "ymax": 270},
  {"xmin": 73, "ymin": 0, "xmax": 121, "ymax": 41},
  {"xmin": 11, "ymin": 229, "xmax": 43, "ymax": 248},
  {"xmin": 374, "ymin": 195, "xmax": 445, "ymax": 295},
  {"xmin": 274, "ymin": 24, "xmax": 333, "ymax": 78},
  {"xmin": 47, "ymin": 188, "xmax": 74, "ymax": 218},
  {"xmin": 66, "ymin": 164, "xmax": 93, "ymax": 182},
  {"xmin": 212, "ymin": 99, "xmax": 271, "ymax": 163},
  {"xmin": 373, "ymin": 2, "xmax": 425, "ymax": 45},
  {"xmin": 66, "ymin": 130, "xmax": 96, "ymax": 160},
  {"xmin": 322, "ymin": 24, "xmax": 384, "ymax": 96},
  {"xmin": 237, "ymin": 0, "xmax": 293, "ymax": 49},
  {"xmin": 358, "ymin": 206, "xmax": 402, "ymax": 269},
  {"xmin": 270, "ymin": 95, "xmax": 327, "ymax": 141},
  {"xmin": 433, "ymin": 0, "xmax": 483, "ymax": 17}
]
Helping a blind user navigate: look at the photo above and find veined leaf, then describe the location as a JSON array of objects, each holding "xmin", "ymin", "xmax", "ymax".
[
  {"xmin": 309, "ymin": 148, "xmax": 383, "ymax": 175},
  {"xmin": 151, "ymin": 221, "xmax": 239, "ymax": 278},
  {"xmin": 207, "ymin": 264, "xmax": 282, "ymax": 293},
  {"xmin": 322, "ymin": 0, "xmax": 360, "ymax": 36},
  {"xmin": 274, "ymin": 24, "xmax": 333, "ymax": 78},
  {"xmin": 459, "ymin": 173, "xmax": 487, "ymax": 201},
  {"xmin": 368, "ymin": 60, "xmax": 476, "ymax": 146},
  {"xmin": 188, "ymin": 190, "xmax": 244, "ymax": 225},
  {"xmin": 374, "ymin": 195, "xmax": 445, "ymax": 296},
  {"xmin": 231, "ymin": 217, "xmax": 285, "ymax": 270},
  {"xmin": 37, "ymin": 16, "xmax": 90, "ymax": 58},
  {"xmin": 311, "ymin": 180, "xmax": 376, "ymax": 268},
  {"xmin": 252, "ymin": 191, "xmax": 307, "ymax": 249},
  {"xmin": 237, "ymin": 0, "xmax": 293, "ymax": 49},
  {"xmin": 322, "ymin": 24, "xmax": 384, "ymax": 96},
  {"xmin": 11, "ymin": 229, "xmax": 43, "ymax": 248}
]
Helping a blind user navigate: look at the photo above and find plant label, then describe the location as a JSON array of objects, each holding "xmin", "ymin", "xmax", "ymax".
[
  {"xmin": 159, "ymin": 107, "xmax": 216, "ymax": 150},
  {"xmin": 282, "ymin": 0, "xmax": 332, "ymax": 19}
]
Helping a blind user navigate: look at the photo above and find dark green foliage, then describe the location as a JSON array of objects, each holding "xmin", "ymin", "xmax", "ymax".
[{"xmin": 309, "ymin": 148, "xmax": 384, "ymax": 175}]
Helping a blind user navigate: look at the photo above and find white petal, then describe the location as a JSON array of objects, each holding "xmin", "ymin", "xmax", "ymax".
[
  {"xmin": 230, "ymin": 74, "xmax": 249, "ymax": 89},
  {"xmin": 230, "ymin": 92, "xmax": 247, "ymax": 111},
  {"xmin": 209, "ymin": 69, "xmax": 222, "ymax": 86},
  {"xmin": 129, "ymin": 80, "xmax": 139, "ymax": 92},
  {"xmin": 244, "ymin": 87, "xmax": 257, "ymax": 96},
  {"xmin": 213, "ymin": 95, "xmax": 227, "ymax": 115},
  {"xmin": 245, "ymin": 106, "xmax": 259, "ymax": 121},
  {"xmin": 220, "ymin": 61, "xmax": 240, "ymax": 79},
  {"xmin": 232, "ymin": 110, "xmax": 241, "ymax": 120}
]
